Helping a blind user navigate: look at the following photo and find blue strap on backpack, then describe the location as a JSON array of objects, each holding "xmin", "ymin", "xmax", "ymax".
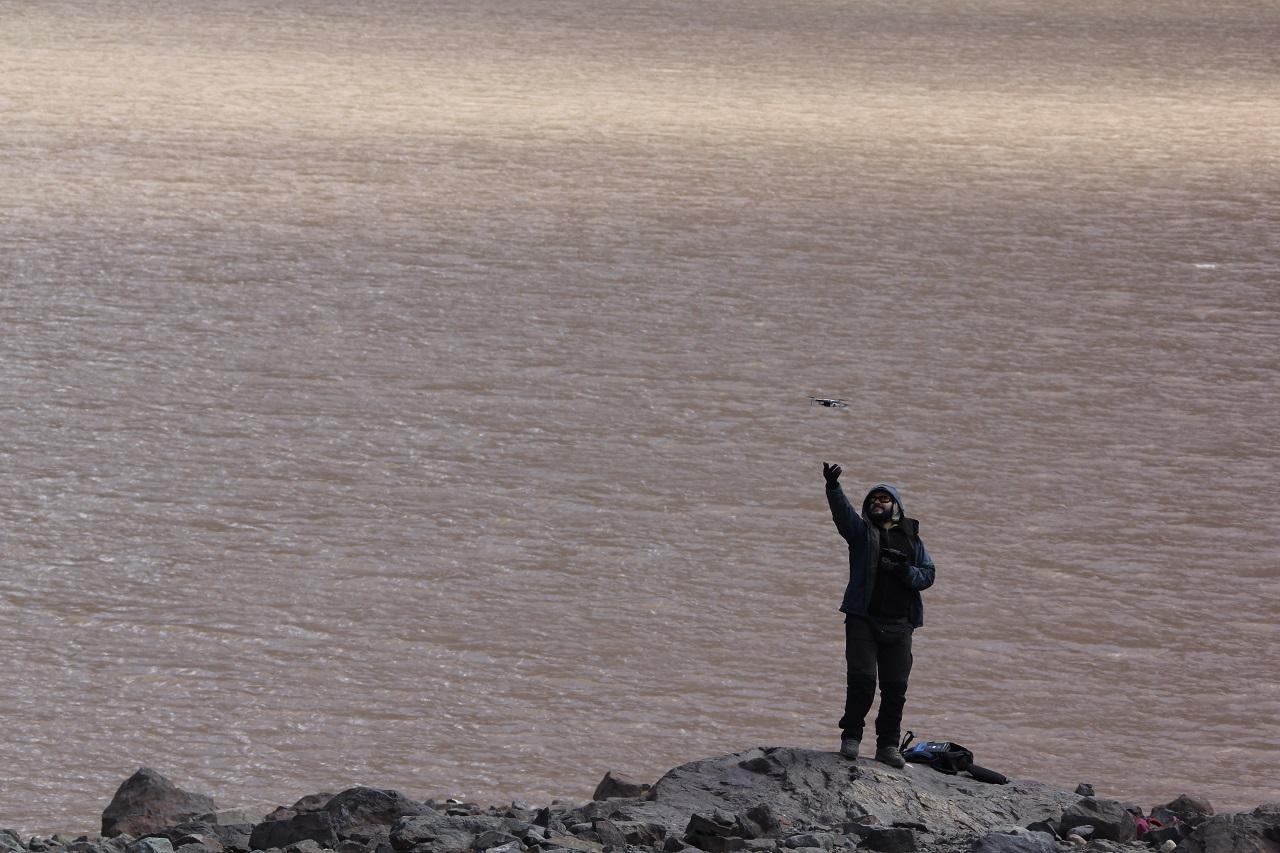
[{"xmin": 899, "ymin": 731, "xmax": 1008, "ymax": 784}]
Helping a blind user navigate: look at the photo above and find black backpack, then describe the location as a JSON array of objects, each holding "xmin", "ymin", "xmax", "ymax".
[{"xmin": 899, "ymin": 731, "xmax": 1008, "ymax": 784}]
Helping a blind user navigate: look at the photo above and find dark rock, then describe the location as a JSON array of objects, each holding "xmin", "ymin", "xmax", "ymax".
[
  {"xmin": 1149, "ymin": 809, "xmax": 1185, "ymax": 830},
  {"xmin": 102, "ymin": 769, "xmax": 218, "ymax": 838},
  {"xmin": 780, "ymin": 834, "xmax": 833, "ymax": 851},
  {"xmin": 685, "ymin": 814, "xmax": 740, "ymax": 852},
  {"xmin": 196, "ymin": 812, "xmax": 260, "ymax": 828},
  {"xmin": 473, "ymin": 831, "xmax": 521, "ymax": 851},
  {"xmin": 613, "ymin": 823, "xmax": 665, "ymax": 847},
  {"xmin": 1021, "ymin": 820, "xmax": 1056, "ymax": 838},
  {"xmin": 577, "ymin": 803, "xmax": 640, "ymax": 825},
  {"xmin": 1073, "ymin": 785, "xmax": 1094, "ymax": 798},
  {"xmin": 135, "ymin": 824, "xmax": 214, "ymax": 846},
  {"xmin": 1068, "ymin": 826, "xmax": 1093, "ymax": 840},
  {"xmin": 125, "ymin": 840, "xmax": 175, "ymax": 853},
  {"xmin": 742, "ymin": 843, "xmax": 775, "ymax": 852},
  {"xmin": 1261, "ymin": 803, "xmax": 1280, "ymax": 840},
  {"xmin": 1081, "ymin": 843, "xmax": 1132, "ymax": 853},
  {"xmin": 692, "ymin": 842, "xmax": 743, "ymax": 853},
  {"xmin": 199, "ymin": 825, "xmax": 252, "ymax": 852},
  {"xmin": 1158, "ymin": 795, "xmax": 1214, "ymax": 824},
  {"xmin": 250, "ymin": 812, "xmax": 339, "ymax": 851},
  {"xmin": 292, "ymin": 796, "xmax": 336, "ymax": 815},
  {"xmin": 389, "ymin": 817, "xmax": 473, "ymax": 853},
  {"xmin": 283, "ymin": 843, "xmax": 325, "ymax": 853},
  {"xmin": 1173, "ymin": 803, "xmax": 1280, "ymax": 853},
  {"xmin": 170, "ymin": 834, "xmax": 222, "ymax": 853},
  {"xmin": 540, "ymin": 837, "xmax": 604, "ymax": 853},
  {"xmin": 629, "ymin": 748, "xmax": 1075, "ymax": 844},
  {"xmin": 744, "ymin": 807, "xmax": 782, "ymax": 841},
  {"xmin": 735, "ymin": 752, "xmax": 785, "ymax": 782},
  {"xmin": 1, "ymin": 831, "xmax": 24, "ymax": 853},
  {"xmin": 729, "ymin": 818, "xmax": 762, "ymax": 844},
  {"xmin": 1058, "ymin": 798, "xmax": 1135, "ymax": 842},
  {"xmin": 969, "ymin": 829, "xmax": 1056, "ymax": 853},
  {"xmin": 265, "ymin": 810, "xmax": 299, "ymax": 824},
  {"xmin": 495, "ymin": 820, "xmax": 530, "ymax": 840},
  {"xmin": 325, "ymin": 788, "xmax": 432, "ymax": 840},
  {"xmin": 662, "ymin": 839, "xmax": 688, "ymax": 853},
  {"xmin": 854, "ymin": 827, "xmax": 914, "ymax": 853},
  {"xmin": 66, "ymin": 843, "xmax": 103, "ymax": 853},
  {"xmin": 1144, "ymin": 825, "xmax": 1181, "ymax": 846},
  {"xmin": 592, "ymin": 822, "xmax": 627, "ymax": 851},
  {"xmin": 594, "ymin": 773, "xmax": 650, "ymax": 802}
]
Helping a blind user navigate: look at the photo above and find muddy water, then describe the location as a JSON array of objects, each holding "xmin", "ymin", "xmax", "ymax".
[{"xmin": 1, "ymin": 0, "xmax": 1278, "ymax": 833}]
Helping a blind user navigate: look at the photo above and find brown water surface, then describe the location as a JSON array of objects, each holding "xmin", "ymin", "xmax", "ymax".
[{"xmin": 2, "ymin": 0, "xmax": 1278, "ymax": 834}]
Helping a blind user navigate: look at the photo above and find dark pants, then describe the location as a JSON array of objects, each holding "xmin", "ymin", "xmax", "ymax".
[{"xmin": 839, "ymin": 615, "xmax": 914, "ymax": 748}]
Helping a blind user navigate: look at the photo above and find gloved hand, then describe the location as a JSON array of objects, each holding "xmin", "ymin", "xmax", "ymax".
[
  {"xmin": 881, "ymin": 547, "xmax": 912, "ymax": 575},
  {"xmin": 823, "ymin": 462, "xmax": 842, "ymax": 489}
]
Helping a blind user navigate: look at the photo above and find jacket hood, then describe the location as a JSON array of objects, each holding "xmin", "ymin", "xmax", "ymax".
[{"xmin": 862, "ymin": 483, "xmax": 906, "ymax": 520}]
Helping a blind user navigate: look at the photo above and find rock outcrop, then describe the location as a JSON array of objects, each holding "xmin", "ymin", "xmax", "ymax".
[
  {"xmin": 101, "ymin": 769, "xmax": 217, "ymax": 838},
  {"xmin": 619, "ymin": 746, "xmax": 1077, "ymax": 845},
  {"xmin": 2, "ymin": 750, "xmax": 1276, "ymax": 853},
  {"xmin": 1174, "ymin": 803, "xmax": 1280, "ymax": 853}
]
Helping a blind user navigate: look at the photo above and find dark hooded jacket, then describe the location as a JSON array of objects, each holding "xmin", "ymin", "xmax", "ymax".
[{"xmin": 827, "ymin": 482, "xmax": 936, "ymax": 627}]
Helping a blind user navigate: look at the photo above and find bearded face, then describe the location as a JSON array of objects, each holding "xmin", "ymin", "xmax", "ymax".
[{"xmin": 867, "ymin": 492, "xmax": 895, "ymax": 523}]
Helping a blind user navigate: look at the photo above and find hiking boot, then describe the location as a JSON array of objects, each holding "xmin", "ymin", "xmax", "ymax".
[
  {"xmin": 875, "ymin": 746, "xmax": 906, "ymax": 768},
  {"xmin": 839, "ymin": 738, "xmax": 861, "ymax": 759}
]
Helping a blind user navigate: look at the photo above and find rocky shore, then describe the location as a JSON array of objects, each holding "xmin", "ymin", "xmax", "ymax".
[{"xmin": 5, "ymin": 748, "xmax": 1277, "ymax": 853}]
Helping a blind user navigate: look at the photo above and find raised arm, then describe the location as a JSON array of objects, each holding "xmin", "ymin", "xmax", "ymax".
[{"xmin": 824, "ymin": 462, "xmax": 865, "ymax": 542}]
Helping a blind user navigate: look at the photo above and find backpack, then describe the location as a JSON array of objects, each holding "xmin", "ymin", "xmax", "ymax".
[{"xmin": 899, "ymin": 731, "xmax": 1008, "ymax": 784}]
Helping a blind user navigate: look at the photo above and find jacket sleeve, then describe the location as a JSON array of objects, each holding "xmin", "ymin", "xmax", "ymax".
[
  {"xmin": 907, "ymin": 539, "xmax": 936, "ymax": 591},
  {"xmin": 826, "ymin": 484, "xmax": 865, "ymax": 543}
]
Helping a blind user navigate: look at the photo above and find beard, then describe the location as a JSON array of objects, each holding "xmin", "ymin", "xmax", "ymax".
[{"xmin": 868, "ymin": 503, "xmax": 894, "ymax": 523}]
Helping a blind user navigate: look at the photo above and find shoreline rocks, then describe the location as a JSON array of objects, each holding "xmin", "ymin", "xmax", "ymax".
[{"xmin": 6, "ymin": 753, "xmax": 1278, "ymax": 853}]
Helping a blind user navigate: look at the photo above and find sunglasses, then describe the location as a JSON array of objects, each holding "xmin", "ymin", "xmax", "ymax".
[{"xmin": 869, "ymin": 494, "xmax": 894, "ymax": 505}]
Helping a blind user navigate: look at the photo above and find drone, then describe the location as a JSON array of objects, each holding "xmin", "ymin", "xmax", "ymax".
[{"xmin": 809, "ymin": 396, "xmax": 848, "ymax": 409}]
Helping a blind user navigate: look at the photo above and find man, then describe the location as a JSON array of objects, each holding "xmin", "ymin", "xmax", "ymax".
[{"xmin": 823, "ymin": 462, "xmax": 936, "ymax": 767}]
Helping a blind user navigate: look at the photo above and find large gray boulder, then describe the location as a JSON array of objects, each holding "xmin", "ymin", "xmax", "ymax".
[
  {"xmin": 389, "ymin": 816, "xmax": 478, "ymax": 853},
  {"xmin": 102, "ymin": 769, "xmax": 217, "ymax": 838},
  {"xmin": 248, "ymin": 811, "xmax": 338, "ymax": 850},
  {"xmin": 1057, "ymin": 797, "xmax": 1136, "ymax": 842},
  {"xmin": 153, "ymin": 820, "xmax": 250, "ymax": 853},
  {"xmin": 1160, "ymin": 795, "xmax": 1215, "ymax": 823},
  {"xmin": 1, "ymin": 830, "xmax": 24, "ymax": 853},
  {"xmin": 608, "ymin": 746, "xmax": 1076, "ymax": 846},
  {"xmin": 1175, "ymin": 803, "xmax": 1280, "ymax": 853},
  {"xmin": 593, "ymin": 772, "xmax": 650, "ymax": 802},
  {"xmin": 323, "ymin": 787, "xmax": 433, "ymax": 841},
  {"xmin": 125, "ymin": 840, "xmax": 174, "ymax": 853}
]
